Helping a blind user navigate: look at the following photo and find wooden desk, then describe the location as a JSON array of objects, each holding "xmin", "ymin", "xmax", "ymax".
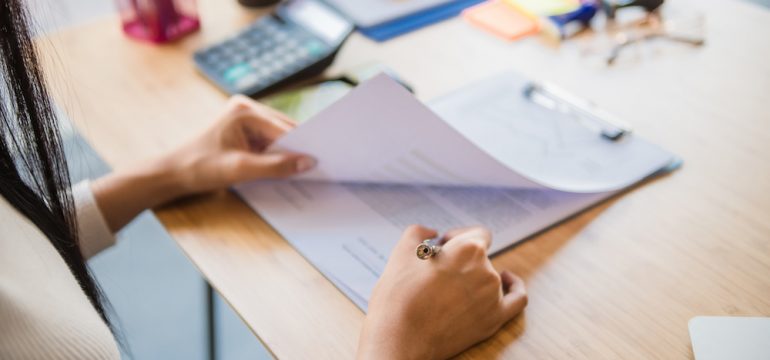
[{"xmin": 41, "ymin": 0, "xmax": 770, "ymax": 358}]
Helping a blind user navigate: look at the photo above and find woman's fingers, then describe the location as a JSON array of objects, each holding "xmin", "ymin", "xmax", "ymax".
[
  {"xmin": 260, "ymin": 104, "xmax": 298, "ymax": 128},
  {"xmin": 500, "ymin": 269, "xmax": 515, "ymax": 293},
  {"xmin": 395, "ymin": 225, "xmax": 438, "ymax": 253},
  {"xmin": 441, "ymin": 226, "xmax": 492, "ymax": 252},
  {"xmin": 363, "ymin": 224, "xmax": 527, "ymax": 359},
  {"xmin": 403, "ymin": 225, "xmax": 438, "ymax": 243},
  {"xmin": 240, "ymin": 110, "xmax": 293, "ymax": 142},
  {"xmin": 229, "ymin": 152, "xmax": 316, "ymax": 181},
  {"xmin": 227, "ymin": 95, "xmax": 296, "ymax": 142},
  {"xmin": 440, "ymin": 226, "xmax": 478, "ymax": 243},
  {"xmin": 231, "ymin": 94, "xmax": 297, "ymax": 128},
  {"xmin": 441, "ymin": 228, "xmax": 526, "ymax": 321},
  {"xmin": 500, "ymin": 270, "xmax": 528, "ymax": 320}
]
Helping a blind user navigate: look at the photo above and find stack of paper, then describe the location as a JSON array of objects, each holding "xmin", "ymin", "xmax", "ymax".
[{"xmin": 235, "ymin": 73, "xmax": 679, "ymax": 310}]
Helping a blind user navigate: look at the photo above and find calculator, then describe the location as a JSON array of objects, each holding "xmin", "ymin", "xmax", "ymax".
[{"xmin": 193, "ymin": 0, "xmax": 354, "ymax": 97}]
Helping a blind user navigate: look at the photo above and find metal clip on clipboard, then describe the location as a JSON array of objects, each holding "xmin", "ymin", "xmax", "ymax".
[{"xmin": 523, "ymin": 82, "xmax": 632, "ymax": 141}]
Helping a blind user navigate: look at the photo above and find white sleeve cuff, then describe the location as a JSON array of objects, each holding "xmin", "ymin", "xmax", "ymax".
[{"xmin": 72, "ymin": 180, "xmax": 116, "ymax": 259}]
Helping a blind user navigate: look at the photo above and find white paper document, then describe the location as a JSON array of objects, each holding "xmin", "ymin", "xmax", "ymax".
[
  {"xmin": 271, "ymin": 74, "xmax": 673, "ymax": 193},
  {"xmin": 236, "ymin": 181, "xmax": 610, "ymax": 309},
  {"xmin": 235, "ymin": 73, "xmax": 678, "ymax": 310}
]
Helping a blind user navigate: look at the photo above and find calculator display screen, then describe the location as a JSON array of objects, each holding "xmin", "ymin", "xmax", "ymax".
[{"xmin": 283, "ymin": 0, "xmax": 352, "ymax": 44}]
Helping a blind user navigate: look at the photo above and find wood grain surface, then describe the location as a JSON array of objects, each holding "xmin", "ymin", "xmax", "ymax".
[{"xmin": 40, "ymin": 0, "xmax": 770, "ymax": 358}]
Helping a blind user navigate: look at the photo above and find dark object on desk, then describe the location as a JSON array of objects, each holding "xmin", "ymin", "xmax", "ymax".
[
  {"xmin": 193, "ymin": 0, "xmax": 353, "ymax": 97},
  {"xmin": 602, "ymin": 0, "xmax": 665, "ymax": 19},
  {"xmin": 546, "ymin": 2, "xmax": 599, "ymax": 40},
  {"xmin": 261, "ymin": 63, "xmax": 414, "ymax": 122},
  {"xmin": 238, "ymin": 0, "xmax": 281, "ymax": 7}
]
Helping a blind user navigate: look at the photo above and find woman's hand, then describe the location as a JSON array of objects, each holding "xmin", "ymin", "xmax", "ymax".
[
  {"xmin": 157, "ymin": 95, "xmax": 315, "ymax": 196},
  {"xmin": 92, "ymin": 95, "xmax": 314, "ymax": 232},
  {"xmin": 358, "ymin": 225, "xmax": 528, "ymax": 360}
]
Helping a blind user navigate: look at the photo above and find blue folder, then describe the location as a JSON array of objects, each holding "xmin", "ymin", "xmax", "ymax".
[{"xmin": 357, "ymin": 0, "xmax": 486, "ymax": 42}]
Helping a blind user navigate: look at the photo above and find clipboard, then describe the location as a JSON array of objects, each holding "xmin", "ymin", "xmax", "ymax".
[{"xmin": 522, "ymin": 81, "xmax": 632, "ymax": 141}]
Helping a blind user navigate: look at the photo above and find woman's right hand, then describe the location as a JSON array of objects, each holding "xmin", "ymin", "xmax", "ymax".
[{"xmin": 358, "ymin": 225, "xmax": 528, "ymax": 360}]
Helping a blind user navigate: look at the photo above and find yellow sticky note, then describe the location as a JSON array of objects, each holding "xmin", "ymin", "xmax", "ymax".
[
  {"xmin": 463, "ymin": 1, "xmax": 540, "ymax": 41},
  {"xmin": 504, "ymin": 0, "xmax": 580, "ymax": 16}
]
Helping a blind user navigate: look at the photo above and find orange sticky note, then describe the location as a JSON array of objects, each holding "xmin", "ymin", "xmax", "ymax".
[{"xmin": 463, "ymin": 0, "xmax": 540, "ymax": 41}]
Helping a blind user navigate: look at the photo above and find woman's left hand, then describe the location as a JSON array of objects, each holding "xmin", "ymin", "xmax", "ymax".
[{"xmin": 92, "ymin": 95, "xmax": 315, "ymax": 232}]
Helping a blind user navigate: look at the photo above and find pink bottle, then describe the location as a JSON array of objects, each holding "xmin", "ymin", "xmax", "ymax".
[{"xmin": 117, "ymin": 0, "xmax": 200, "ymax": 43}]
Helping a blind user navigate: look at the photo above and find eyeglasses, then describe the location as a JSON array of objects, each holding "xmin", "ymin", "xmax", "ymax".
[
  {"xmin": 604, "ymin": 8, "xmax": 705, "ymax": 65},
  {"xmin": 545, "ymin": 0, "xmax": 706, "ymax": 66},
  {"xmin": 602, "ymin": 0, "xmax": 665, "ymax": 20}
]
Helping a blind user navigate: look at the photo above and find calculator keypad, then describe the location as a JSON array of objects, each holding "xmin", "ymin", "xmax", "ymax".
[{"xmin": 194, "ymin": 17, "xmax": 332, "ymax": 95}]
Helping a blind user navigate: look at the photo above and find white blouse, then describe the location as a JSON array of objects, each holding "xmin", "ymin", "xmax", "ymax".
[{"xmin": 0, "ymin": 181, "xmax": 121, "ymax": 359}]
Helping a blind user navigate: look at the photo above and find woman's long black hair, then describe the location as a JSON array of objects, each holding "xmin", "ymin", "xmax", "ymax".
[{"xmin": 0, "ymin": 0, "xmax": 112, "ymax": 330}]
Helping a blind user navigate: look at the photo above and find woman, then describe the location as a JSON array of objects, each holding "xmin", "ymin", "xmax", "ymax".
[{"xmin": 0, "ymin": 0, "xmax": 528, "ymax": 358}]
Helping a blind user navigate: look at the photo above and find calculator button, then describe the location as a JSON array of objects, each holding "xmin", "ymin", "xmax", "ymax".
[
  {"xmin": 236, "ymin": 43, "xmax": 251, "ymax": 52},
  {"xmin": 214, "ymin": 62, "xmax": 231, "ymax": 72},
  {"xmin": 249, "ymin": 59, "xmax": 262, "ymax": 69},
  {"xmin": 255, "ymin": 63, "xmax": 269, "ymax": 73},
  {"xmin": 221, "ymin": 39, "xmax": 236, "ymax": 47},
  {"xmin": 222, "ymin": 63, "xmax": 254, "ymax": 83},
  {"xmin": 235, "ymin": 73, "xmax": 261, "ymax": 91},
  {"xmin": 265, "ymin": 74, "xmax": 281, "ymax": 83},
  {"xmin": 280, "ymin": 55, "xmax": 294, "ymax": 64},
  {"xmin": 268, "ymin": 64, "xmax": 282, "ymax": 74},
  {"xmin": 202, "ymin": 53, "xmax": 220, "ymax": 65},
  {"xmin": 219, "ymin": 47, "xmax": 234, "ymax": 56},
  {"xmin": 273, "ymin": 65, "xmax": 288, "ymax": 74},
  {"xmin": 303, "ymin": 40, "xmax": 325, "ymax": 56},
  {"xmin": 285, "ymin": 54, "xmax": 298, "ymax": 64}
]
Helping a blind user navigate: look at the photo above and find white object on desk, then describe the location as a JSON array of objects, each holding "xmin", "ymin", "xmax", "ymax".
[
  {"xmin": 689, "ymin": 316, "xmax": 770, "ymax": 360},
  {"xmin": 235, "ymin": 73, "xmax": 679, "ymax": 310}
]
